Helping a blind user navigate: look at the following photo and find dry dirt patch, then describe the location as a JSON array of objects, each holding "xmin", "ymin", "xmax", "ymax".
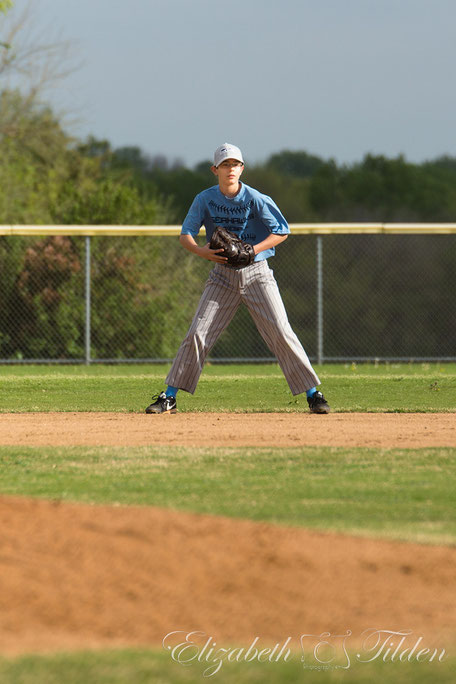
[
  {"xmin": 0, "ymin": 495, "xmax": 455, "ymax": 655},
  {"xmin": 1, "ymin": 411, "xmax": 456, "ymax": 448}
]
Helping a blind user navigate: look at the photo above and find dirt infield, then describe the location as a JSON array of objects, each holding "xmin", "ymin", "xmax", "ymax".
[
  {"xmin": 1, "ymin": 495, "xmax": 455, "ymax": 655},
  {"xmin": 0, "ymin": 411, "xmax": 455, "ymax": 656},
  {"xmin": 1, "ymin": 411, "xmax": 456, "ymax": 448}
]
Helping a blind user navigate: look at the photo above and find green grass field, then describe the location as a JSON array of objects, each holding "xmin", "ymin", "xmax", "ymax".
[
  {"xmin": 0, "ymin": 362, "xmax": 455, "ymax": 412},
  {"xmin": 1, "ymin": 445, "xmax": 454, "ymax": 544},
  {"xmin": 1, "ymin": 647, "xmax": 454, "ymax": 684},
  {"xmin": 1, "ymin": 363, "xmax": 455, "ymax": 683}
]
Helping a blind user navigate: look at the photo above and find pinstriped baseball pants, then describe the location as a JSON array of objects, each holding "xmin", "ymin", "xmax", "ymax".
[{"xmin": 166, "ymin": 260, "xmax": 320, "ymax": 395}]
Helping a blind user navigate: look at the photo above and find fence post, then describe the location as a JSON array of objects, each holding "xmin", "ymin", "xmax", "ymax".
[
  {"xmin": 316, "ymin": 235, "xmax": 324, "ymax": 365},
  {"xmin": 85, "ymin": 236, "xmax": 91, "ymax": 365}
]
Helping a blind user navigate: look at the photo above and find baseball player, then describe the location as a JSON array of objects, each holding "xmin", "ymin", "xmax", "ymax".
[{"xmin": 146, "ymin": 143, "xmax": 330, "ymax": 414}]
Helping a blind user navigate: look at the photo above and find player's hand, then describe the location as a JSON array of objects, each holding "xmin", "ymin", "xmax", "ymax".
[{"xmin": 199, "ymin": 243, "xmax": 228, "ymax": 263}]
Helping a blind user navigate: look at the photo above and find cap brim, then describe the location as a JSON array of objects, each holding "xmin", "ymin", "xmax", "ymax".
[{"xmin": 215, "ymin": 155, "xmax": 244, "ymax": 167}]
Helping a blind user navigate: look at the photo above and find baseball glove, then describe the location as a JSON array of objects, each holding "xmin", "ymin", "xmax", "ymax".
[{"xmin": 209, "ymin": 226, "xmax": 255, "ymax": 268}]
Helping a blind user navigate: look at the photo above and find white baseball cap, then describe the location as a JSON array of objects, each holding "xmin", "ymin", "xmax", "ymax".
[{"xmin": 213, "ymin": 143, "xmax": 244, "ymax": 168}]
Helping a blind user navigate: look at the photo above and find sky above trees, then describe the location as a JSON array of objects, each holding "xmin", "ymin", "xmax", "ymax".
[{"xmin": 5, "ymin": 0, "xmax": 456, "ymax": 168}]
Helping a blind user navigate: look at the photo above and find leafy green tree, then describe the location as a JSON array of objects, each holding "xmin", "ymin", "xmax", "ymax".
[
  {"xmin": 0, "ymin": 93, "xmax": 189, "ymax": 360},
  {"xmin": 3, "ymin": 236, "xmax": 82, "ymax": 358},
  {"xmin": 243, "ymin": 165, "xmax": 317, "ymax": 222},
  {"xmin": 426, "ymin": 155, "xmax": 456, "ymax": 173},
  {"xmin": 266, "ymin": 150, "xmax": 325, "ymax": 178},
  {"xmin": 309, "ymin": 154, "xmax": 456, "ymax": 221},
  {"xmin": 0, "ymin": 0, "xmax": 13, "ymax": 13},
  {"xmin": 0, "ymin": 90, "xmax": 73, "ymax": 223}
]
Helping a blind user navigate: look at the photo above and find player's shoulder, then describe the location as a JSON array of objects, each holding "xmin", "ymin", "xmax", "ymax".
[{"xmin": 242, "ymin": 183, "xmax": 276, "ymax": 206}]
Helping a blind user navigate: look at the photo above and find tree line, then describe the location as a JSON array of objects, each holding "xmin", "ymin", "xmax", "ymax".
[{"xmin": 110, "ymin": 146, "xmax": 456, "ymax": 224}]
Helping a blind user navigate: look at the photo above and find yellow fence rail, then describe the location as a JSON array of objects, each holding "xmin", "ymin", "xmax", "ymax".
[{"xmin": 1, "ymin": 223, "xmax": 456, "ymax": 236}]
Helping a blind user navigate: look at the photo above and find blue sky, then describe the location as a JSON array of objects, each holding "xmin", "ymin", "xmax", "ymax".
[{"xmin": 5, "ymin": 0, "xmax": 456, "ymax": 167}]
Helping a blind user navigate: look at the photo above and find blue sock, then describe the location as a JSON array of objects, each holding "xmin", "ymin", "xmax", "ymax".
[
  {"xmin": 306, "ymin": 387, "xmax": 317, "ymax": 398},
  {"xmin": 165, "ymin": 386, "xmax": 178, "ymax": 398}
]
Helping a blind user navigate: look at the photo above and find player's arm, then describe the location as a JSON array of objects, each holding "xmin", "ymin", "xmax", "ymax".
[
  {"xmin": 179, "ymin": 194, "xmax": 227, "ymax": 263},
  {"xmin": 179, "ymin": 234, "xmax": 228, "ymax": 263},
  {"xmin": 254, "ymin": 195, "xmax": 290, "ymax": 256},
  {"xmin": 252, "ymin": 232, "xmax": 287, "ymax": 255}
]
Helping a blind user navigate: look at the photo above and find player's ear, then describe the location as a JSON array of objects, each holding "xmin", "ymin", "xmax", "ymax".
[{"xmin": 211, "ymin": 165, "xmax": 218, "ymax": 177}]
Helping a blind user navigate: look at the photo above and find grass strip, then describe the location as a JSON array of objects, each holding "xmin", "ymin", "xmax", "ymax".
[
  {"xmin": 0, "ymin": 445, "xmax": 455, "ymax": 544},
  {"xmin": 0, "ymin": 647, "xmax": 454, "ymax": 684},
  {"xmin": 0, "ymin": 363, "xmax": 455, "ymax": 412},
  {"xmin": 1, "ymin": 362, "xmax": 455, "ymax": 376}
]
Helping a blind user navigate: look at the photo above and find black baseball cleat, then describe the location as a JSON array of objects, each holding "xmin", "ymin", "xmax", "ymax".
[
  {"xmin": 307, "ymin": 391, "xmax": 330, "ymax": 414},
  {"xmin": 145, "ymin": 392, "xmax": 177, "ymax": 414}
]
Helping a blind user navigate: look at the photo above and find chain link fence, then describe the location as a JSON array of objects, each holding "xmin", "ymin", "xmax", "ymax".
[{"xmin": 1, "ymin": 229, "xmax": 455, "ymax": 364}]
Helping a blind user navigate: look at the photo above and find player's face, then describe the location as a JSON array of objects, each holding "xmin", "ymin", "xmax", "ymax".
[{"xmin": 212, "ymin": 159, "xmax": 244, "ymax": 183}]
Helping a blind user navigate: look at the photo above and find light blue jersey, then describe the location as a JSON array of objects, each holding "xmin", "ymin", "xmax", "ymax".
[{"xmin": 181, "ymin": 182, "xmax": 289, "ymax": 260}]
